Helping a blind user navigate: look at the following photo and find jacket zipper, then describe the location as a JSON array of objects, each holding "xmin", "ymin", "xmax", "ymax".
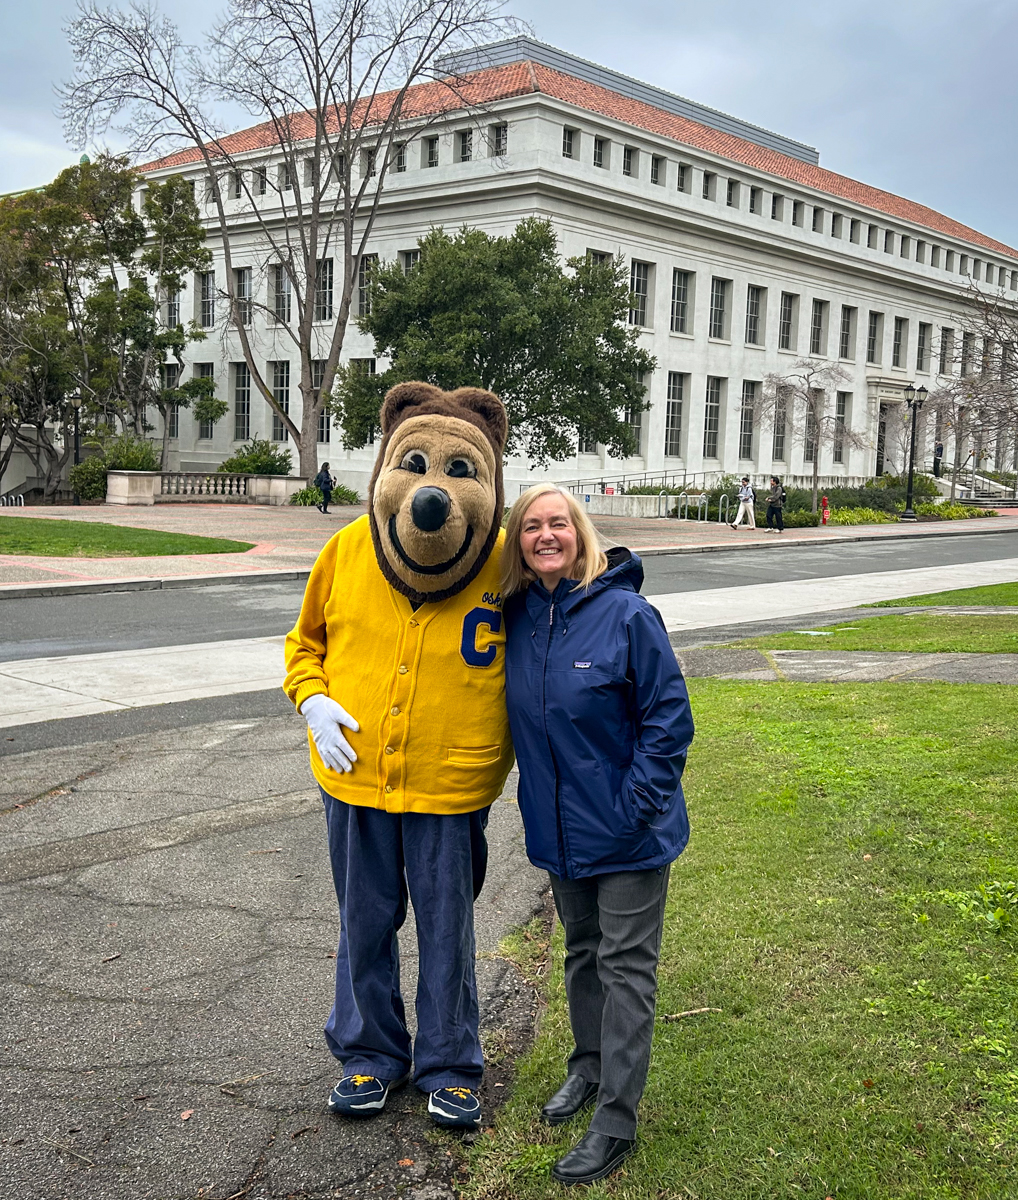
[{"xmin": 542, "ymin": 597, "xmax": 570, "ymax": 877}]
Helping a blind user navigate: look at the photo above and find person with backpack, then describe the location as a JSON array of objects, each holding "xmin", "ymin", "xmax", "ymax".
[
  {"xmin": 765, "ymin": 476, "xmax": 786, "ymax": 532},
  {"xmin": 729, "ymin": 476, "xmax": 756, "ymax": 529},
  {"xmin": 313, "ymin": 463, "xmax": 335, "ymax": 514}
]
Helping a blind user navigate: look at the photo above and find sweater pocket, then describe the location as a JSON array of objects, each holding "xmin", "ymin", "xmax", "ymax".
[{"xmin": 447, "ymin": 745, "xmax": 502, "ymax": 766}]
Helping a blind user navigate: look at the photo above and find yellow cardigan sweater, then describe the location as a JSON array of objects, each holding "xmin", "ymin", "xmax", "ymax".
[{"xmin": 283, "ymin": 515, "xmax": 514, "ymax": 815}]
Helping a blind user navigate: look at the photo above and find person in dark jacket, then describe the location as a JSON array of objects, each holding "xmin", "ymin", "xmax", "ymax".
[
  {"xmin": 765, "ymin": 476, "xmax": 785, "ymax": 532},
  {"xmin": 314, "ymin": 464, "xmax": 335, "ymax": 513},
  {"xmin": 501, "ymin": 483, "xmax": 694, "ymax": 1187}
]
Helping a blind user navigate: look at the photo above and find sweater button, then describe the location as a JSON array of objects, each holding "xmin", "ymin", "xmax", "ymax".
[
  {"xmin": 384, "ymin": 746, "xmax": 394, "ymax": 755},
  {"xmin": 384, "ymin": 784, "xmax": 393, "ymax": 794},
  {"xmin": 390, "ymin": 706, "xmax": 400, "ymax": 716},
  {"xmin": 398, "ymin": 665, "xmax": 408, "ymax": 674},
  {"xmin": 408, "ymin": 619, "xmax": 418, "ymax": 627}
]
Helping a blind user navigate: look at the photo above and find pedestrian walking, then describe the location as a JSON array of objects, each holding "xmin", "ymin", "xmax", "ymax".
[
  {"xmin": 765, "ymin": 475, "xmax": 786, "ymax": 532},
  {"xmin": 730, "ymin": 476, "xmax": 756, "ymax": 529},
  {"xmin": 933, "ymin": 441, "xmax": 944, "ymax": 478},
  {"xmin": 313, "ymin": 463, "xmax": 335, "ymax": 513},
  {"xmin": 501, "ymin": 484, "xmax": 694, "ymax": 1187}
]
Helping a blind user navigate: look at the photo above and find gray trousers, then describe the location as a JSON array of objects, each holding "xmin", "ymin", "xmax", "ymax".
[{"xmin": 549, "ymin": 865, "xmax": 670, "ymax": 1140}]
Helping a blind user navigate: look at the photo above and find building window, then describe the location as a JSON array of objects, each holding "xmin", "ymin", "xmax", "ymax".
[
  {"xmin": 930, "ymin": 245, "xmax": 941, "ymax": 268},
  {"xmin": 629, "ymin": 261, "xmax": 650, "ymax": 326},
  {"xmin": 593, "ymin": 137, "xmax": 607, "ymax": 169},
  {"xmin": 562, "ymin": 127, "xmax": 575, "ymax": 158},
  {"xmin": 670, "ymin": 269, "xmax": 690, "ymax": 334},
  {"xmin": 192, "ymin": 363, "xmax": 216, "ymax": 440},
  {"xmin": 233, "ymin": 362, "xmax": 250, "ymax": 442},
  {"xmin": 812, "ymin": 206, "xmax": 824, "ymax": 233},
  {"xmin": 939, "ymin": 328, "xmax": 954, "ymax": 374},
  {"xmin": 916, "ymin": 240, "xmax": 926, "ymax": 264},
  {"xmin": 917, "ymin": 323, "xmax": 931, "ymax": 373},
  {"xmin": 772, "ymin": 390, "xmax": 786, "ymax": 461},
  {"xmin": 945, "ymin": 250, "xmax": 956, "ymax": 272},
  {"xmin": 623, "ymin": 373, "xmax": 646, "ymax": 456},
  {"xmin": 739, "ymin": 381, "xmax": 756, "ymax": 459},
  {"xmin": 961, "ymin": 332, "xmax": 975, "ymax": 375},
  {"xmin": 490, "ymin": 123, "xmax": 508, "ymax": 157},
  {"xmin": 702, "ymin": 377, "xmax": 722, "ymax": 458},
  {"xmin": 577, "ymin": 429, "xmax": 598, "ymax": 454},
  {"xmin": 161, "ymin": 363, "xmax": 180, "ymax": 438},
  {"xmin": 850, "ymin": 219, "xmax": 861, "ymax": 243},
  {"xmin": 867, "ymin": 311, "xmax": 883, "ymax": 364},
  {"xmin": 884, "ymin": 230, "xmax": 894, "ymax": 254},
  {"xmin": 394, "ymin": 143, "xmax": 407, "ymax": 173},
  {"xmin": 839, "ymin": 306, "xmax": 856, "ymax": 360},
  {"xmin": 778, "ymin": 292, "xmax": 796, "ymax": 351},
  {"xmin": 900, "ymin": 236, "xmax": 911, "ymax": 259},
  {"xmin": 809, "ymin": 299, "xmax": 828, "ymax": 356},
  {"xmin": 588, "ymin": 249, "xmax": 611, "ymax": 266},
  {"xmin": 973, "ymin": 259, "xmax": 982, "ymax": 281},
  {"xmin": 831, "ymin": 213, "xmax": 843, "ymax": 238},
  {"xmin": 229, "ymin": 171, "xmax": 243, "ymax": 199},
  {"xmin": 357, "ymin": 254, "xmax": 377, "ymax": 317},
  {"xmin": 664, "ymin": 373, "xmax": 684, "ymax": 457},
  {"xmin": 792, "ymin": 200, "xmax": 804, "ymax": 226},
  {"xmin": 168, "ymin": 402, "xmax": 178, "ymax": 439},
  {"xmin": 867, "ymin": 224, "xmax": 878, "ymax": 249},
  {"xmin": 254, "ymin": 166, "xmax": 267, "ymax": 196},
  {"xmin": 458, "ymin": 130, "xmax": 472, "ymax": 162},
  {"xmin": 651, "ymin": 155, "xmax": 664, "ymax": 185},
  {"xmin": 622, "ymin": 146, "xmax": 636, "ymax": 177},
  {"xmin": 702, "ymin": 171, "xmax": 715, "ymax": 200},
  {"xmin": 749, "ymin": 186, "xmax": 762, "ymax": 214},
  {"xmin": 400, "ymin": 249, "xmax": 420, "ymax": 275},
  {"xmin": 166, "ymin": 289, "xmax": 180, "ymax": 327},
  {"xmin": 233, "ymin": 267, "xmax": 252, "ymax": 327},
  {"xmin": 892, "ymin": 316, "xmax": 907, "ymax": 368},
  {"xmin": 726, "ymin": 178, "xmax": 739, "ymax": 207},
  {"xmin": 310, "ymin": 360, "xmax": 329, "ymax": 443},
  {"xmin": 279, "ymin": 162, "xmax": 293, "ymax": 192},
  {"xmin": 833, "ymin": 391, "xmax": 849, "ymax": 463},
  {"xmin": 709, "ymin": 278, "xmax": 729, "ymax": 339},
  {"xmin": 271, "ymin": 264, "xmax": 291, "ymax": 324},
  {"xmin": 771, "ymin": 194, "xmax": 783, "ymax": 221},
  {"xmin": 199, "ymin": 270, "xmax": 215, "ymax": 328},
  {"xmin": 270, "ymin": 360, "xmax": 290, "ymax": 441},
  {"xmin": 1011, "ymin": 271, "xmax": 1018, "ymax": 291},
  {"xmin": 315, "ymin": 258, "xmax": 333, "ymax": 321},
  {"xmin": 677, "ymin": 162, "xmax": 690, "ymax": 192},
  {"xmin": 745, "ymin": 285, "xmax": 763, "ymax": 345},
  {"xmin": 424, "ymin": 137, "xmax": 439, "ymax": 168},
  {"xmin": 304, "ymin": 158, "xmax": 320, "ymax": 189}
]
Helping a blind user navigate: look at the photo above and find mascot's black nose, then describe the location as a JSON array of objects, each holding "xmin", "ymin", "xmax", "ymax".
[{"xmin": 410, "ymin": 486, "xmax": 450, "ymax": 532}]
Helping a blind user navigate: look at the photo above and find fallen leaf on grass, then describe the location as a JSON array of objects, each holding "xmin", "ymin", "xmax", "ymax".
[
  {"xmin": 863, "ymin": 1079, "xmax": 874, "ymax": 1088},
  {"xmin": 180, "ymin": 1110, "xmax": 194, "ymax": 1121}
]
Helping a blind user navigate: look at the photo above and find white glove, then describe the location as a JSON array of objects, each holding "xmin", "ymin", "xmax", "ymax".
[{"xmin": 300, "ymin": 693, "xmax": 359, "ymax": 773}]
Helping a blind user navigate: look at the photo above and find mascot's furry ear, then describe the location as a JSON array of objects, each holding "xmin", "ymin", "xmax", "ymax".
[
  {"xmin": 380, "ymin": 382, "xmax": 446, "ymax": 435},
  {"xmin": 446, "ymin": 387, "xmax": 509, "ymax": 455}
]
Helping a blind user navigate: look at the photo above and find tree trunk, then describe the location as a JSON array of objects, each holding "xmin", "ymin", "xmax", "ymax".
[
  {"xmin": 160, "ymin": 405, "xmax": 172, "ymax": 470},
  {"xmin": 297, "ymin": 386, "xmax": 320, "ymax": 479},
  {"xmin": 812, "ymin": 451, "xmax": 820, "ymax": 514}
]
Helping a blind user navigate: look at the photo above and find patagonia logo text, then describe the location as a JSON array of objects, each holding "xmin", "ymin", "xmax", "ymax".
[{"xmin": 573, "ymin": 661, "xmax": 592, "ymax": 669}]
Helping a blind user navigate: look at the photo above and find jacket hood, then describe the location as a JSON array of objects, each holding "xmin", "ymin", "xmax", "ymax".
[{"xmin": 529, "ymin": 546, "xmax": 643, "ymax": 613}]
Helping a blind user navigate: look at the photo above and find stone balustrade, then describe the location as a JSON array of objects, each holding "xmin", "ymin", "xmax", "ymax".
[{"xmin": 105, "ymin": 470, "xmax": 306, "ymax": 506}]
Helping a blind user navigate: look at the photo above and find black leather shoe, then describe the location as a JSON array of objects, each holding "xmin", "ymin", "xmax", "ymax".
[
  {"xmin": 541, "ymin": 1075, "xmax": 599, "ymax": 1125},
  {"xmin": 551, "ymin": 1130, "xmax": 636, "ymax": 1186}
]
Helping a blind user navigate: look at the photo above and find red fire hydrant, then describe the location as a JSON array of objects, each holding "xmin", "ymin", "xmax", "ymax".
[{"xmin": 821, "ymin": 495, "xmax": 830, "ymax": 525}]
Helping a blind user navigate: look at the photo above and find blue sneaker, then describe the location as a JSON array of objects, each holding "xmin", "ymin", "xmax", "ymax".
[
  {"xmin": 427, "ymin": 1086, "xmax": 482, "ymax": 1129},
  {"xmin": 328, "ymin": 1071, "xmax": 409, "ymax": 1117}
]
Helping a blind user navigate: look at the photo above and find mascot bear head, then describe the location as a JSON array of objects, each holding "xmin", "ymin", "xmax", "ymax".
[{"xmin": 369, "ymin": 382, "xmax": 507, "ymax": 605}]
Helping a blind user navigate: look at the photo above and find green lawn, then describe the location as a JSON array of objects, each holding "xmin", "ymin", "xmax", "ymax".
[
  {"xmin": 468, "ymin": 681, "xmax": 1018, "ymax": 1200},
  {"xmin": 724, "ymin": 612, "xmax": 1018, "ymax": 655},
  {"xmin": 0, "ymin": 516, "xmax": 253, "ymax": 557},
  {"xmin": 869, "ymin": 582, "xmax": 1018, "ymax": 607}
]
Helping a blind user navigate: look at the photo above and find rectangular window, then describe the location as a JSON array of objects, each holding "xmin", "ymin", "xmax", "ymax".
[
  {"xmin": 314, "ymin": 258, "xmax": 333, "ymax": 321},
  {"xmin": 812, "ymin": 206, "xmax": 824, "ymax": 233},
  {"xmin": 810, "ymin": 298, "xmax": 828, "ymax": 356},
  {"xmin": 867, "ymin": 224, "xmax": 879, "ymax": 249},
  {"xmin": 562, "ymin": 127, "xmax": 575, "ymax": 158},
  {"xmin": 931, "ymin": 245, "xmax": 941, "ymax": 268},
  {"xmin": 588, "ymin": 249, "xmax": 611, "ymax": 266},
  {"xmin": 772, "ymin": 390, "xmax": 786, "ymax": 461},
  {"xmin": 900, "ymin": 236, "xmax": 911, "ymax": 259},
  {"xmin": 702, "ymin": 170, "xmax": 715, "ymax": 200},
  {"xmin": 670, "ymin": 269, "xmax": 691, "ymax": 334},
  {"xmin": 271, "ymin": 360, "xmax": 290, "ymax": 442},
  {"xmin": 400, "ymin": 249, "xmax": 420, "ymax": 275},
  {"xmin": 961, "ymin": 332, "xmax": 975, "ymax": 375},
  {"xmin": 312, "ymin": 360, "xmax": 329, "ymax": 443},
  {"xmin": 271, "ymin": 264, "xmax": 291, "ymax": 324},
  {"xmin": 394, "ymin": 143, "xmax": 407, "ymax": 173},
  {"xmin": 749, "ymin": 186, "xmax": 762, "ymax": 214},
  {"xmin": 577, "ymin": 428, "xmax": 598, "ymax": 454},
  {"xmin": 850, "ymin": 219, "xmax": 861, "ymax": 244},
  {"xmin": 917, "ymin": 322, "xmax": 931, "ymax": 372},
  {"xmin": 739, "ymin": 380, "xmax": 757, "ymax": 459},
  {"xmin": 360, "ymin": 148, "xmax": 377, "ymax": 179},
  {"xmin": 233, "ymin": 362, "xmax": 250, "ymax": 441},
  {"xmin": 939, "ymin": 327, "xmax": 954, "ymax": 374},
  {"xmin": 771, "ymin": 193, "xmax": 784, "ymax": 221},
  {"xmin": 233, "ymin": 267, "xmax": 252, "ymax": 327},
  {"xmin": 279, "ymin": 162, "xmax": 293, "ymax": 192},
  {"xmin": 458, "ymin": 130, "xmax": 472, "ymax": 163},
  {"xmin": 357, "ymin": 254, "xmax": 377, "ymax": 317},
  {"xmin": 726, "ymin": 178, "xmax": 738, "ymax": 207},
  {"xmin": 946, "ymin": 250, "xmax": 956, "ymax": 272},
  {"xmin": 593, "ymin": 137, "xmax": 607, "ymax": 169},
  {"xmin": 254, "ymin": 166, "xmax": 267, "ymax": 196},
  {"xmin": 831, "ymin": 213, "xmax": 843, "ymax": 238},
  {"xmin": 664, "ymin": 373, "xmax": 684, "ymax": 457},
  {"xmin": 629, "ymin": 261, "xmax": 650, "ymax": 326},
  {"xmin": 168, "ymin": 402, "xmax": 178, "ymax": 439},
  {"xmin": 745, "ymin": 285, "xmax": 763, "ymax": 345},
  {"xmin": 623, "ymin": 146, "xmax": 636, "ymax": 177},
  {"xmin": 778, "ymin": 292, "xmax": 797, "ymax": 351},
  {"xmin": 916, "ymin": 240, "xmax": 926, "ymax": 264},
  {"xmin": 650, "ymin": 155, "xmax": 664, "ymax": 185},
  {"xmin": 199, "ymin": 270, "xmax": 215, "ymax": 328},
  {"xmin": 884, "ymin": 230, "xmax": 894, "ymax": 253},
  {"xmin": 623, "ymin": 373, "xmax": 646, "ymax": 456},
  {"xmin": 677, "ymin": 162, "xmax": 690, "ymax": 192},
  {"xmin": 839, "ymin": 305, "xmax": 856, "ymax": 360},
  {"xmin": 792, "ymin": 199, "xmax": 804, "ymax": 226},
  {"xmin": 703, "ymin": 377, "xmax": 722, "ymax": 458},
  {"xmin": 833, "ymin": 391, "xmax": 849, "ymax": 463},
  {"xmin": 973, "ymin": 259, "xmax": 982, "ymax": 281},
  {"xmin": 892, "ymin": 316, "xmax": 908, "ymax": 368},
  {"xmin": 304, "ymin": 158, "xmax": 319, "ymax": 189},
  {"xmin": 490, "ymin": 123, "xmax": 508, "ymax": 157},
  {"xmin": 1012, "ymin": 271, "xmax": 1018, "ymax": 291},
  {"xmin": 161, "ymin": 363, "xmax": 180, "ymax": 439},
  {"xmin": 195, "ymin": 363, "xmax": 215, "ymax": 439},
  {"xmin": 867, "ymin": 311, "xmax": 883, "ymax": 364},
  {"xmin": 166, "ymin": 289, "xmax": 180, "ymax": 327},
  {"xmin": 229, "ymin": 171, "xmax": 242, "ymax": 199},
  {"xmin": 709, "ymin": 278, "xmax": 729, "ymax": 339},
  {"xmin": 425, "ymin": 137, "xmax": 439, "ymax": 168}
]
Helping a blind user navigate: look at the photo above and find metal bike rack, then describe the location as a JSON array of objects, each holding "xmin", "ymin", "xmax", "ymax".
[
  {"xmin": 657, "ymin": 490, "xmax": 671, "ymax": 517},
  {"xmin": 676, "ymin": 491, "xmax": 689, "ymax": 520},
  {"xmin": 694, "ymin": 493, "xmax": 708, "ymax": 522},
  {"xmin": 717, "ymin": 494, "xmax": 730, "ymax": 524}
]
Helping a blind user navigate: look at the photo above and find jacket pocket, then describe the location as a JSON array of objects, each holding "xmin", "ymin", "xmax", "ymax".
[{"xmin": 447, "ymin": 745, "xmax": 502, "ymax": 767}]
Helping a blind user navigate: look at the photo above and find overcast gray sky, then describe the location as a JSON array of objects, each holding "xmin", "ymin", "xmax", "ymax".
[{"xmin": 3, "ymin": 0, "xmax": 1017, "ymax": 247}]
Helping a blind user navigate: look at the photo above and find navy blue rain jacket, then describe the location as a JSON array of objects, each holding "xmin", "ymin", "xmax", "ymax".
[{"xmin": 504, "ymin": 548, "xmax": 694, "ymax": 879}]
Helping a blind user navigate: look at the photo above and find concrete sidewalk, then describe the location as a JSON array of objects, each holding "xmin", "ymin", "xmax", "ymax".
[
  {"xmin": 4, "ymin": 503, "xmax": 1018, "ymax": 594},
  {"xmin": 678, "ymin": 645, "xmax": 1018, "ymax": 684}
]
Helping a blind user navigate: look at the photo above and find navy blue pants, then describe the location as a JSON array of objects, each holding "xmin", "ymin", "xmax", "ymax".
[{"xmin": 321, "ymin": 790, "xmax": 490, "ymax": 1092}]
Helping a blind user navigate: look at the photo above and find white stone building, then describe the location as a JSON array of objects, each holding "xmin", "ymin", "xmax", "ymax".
[{"xmin": 138, "ymin": 37, "xmax": 1018, "ymax": 499}]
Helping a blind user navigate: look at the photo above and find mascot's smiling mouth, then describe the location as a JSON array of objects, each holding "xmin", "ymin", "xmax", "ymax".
[{"xmin": 387, "ymin": 515, "xmax": 474, "ymax": 576}]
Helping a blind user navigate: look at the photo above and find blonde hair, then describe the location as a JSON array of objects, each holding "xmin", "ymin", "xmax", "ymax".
[{"xmin": 502, "ymin": 484, "xmax": 609, "ymax": 596}]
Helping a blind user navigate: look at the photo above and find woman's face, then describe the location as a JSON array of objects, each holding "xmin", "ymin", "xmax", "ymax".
[{"xmin": 520, "ymin": 493, "xmax": 579, "ymax": 588}]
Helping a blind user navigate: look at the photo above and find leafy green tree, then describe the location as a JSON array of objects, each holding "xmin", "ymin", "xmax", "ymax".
[{"xmin": 330, "ymin": 219, "xmax": 656, "ymax": 464}]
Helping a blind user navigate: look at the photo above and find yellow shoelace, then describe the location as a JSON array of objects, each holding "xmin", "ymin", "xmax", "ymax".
[
  {"xmin": 350, "ymin": 1074, "xmax": 376, "ymax": 1086},
  {"xmin": 445, "ymin": 1087, "xmax": 475, "ymax": 1100}
]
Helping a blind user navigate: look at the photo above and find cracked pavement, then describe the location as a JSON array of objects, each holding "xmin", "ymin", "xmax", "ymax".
[{"xmin": 0, "ymin": 711, "xmax": 547, "ymax": 1200}]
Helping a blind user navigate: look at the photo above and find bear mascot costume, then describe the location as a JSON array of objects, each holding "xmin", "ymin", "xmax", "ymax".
[{"xmin": 284, "ymin": 382, "xmax": 514, "ymax": 1130}]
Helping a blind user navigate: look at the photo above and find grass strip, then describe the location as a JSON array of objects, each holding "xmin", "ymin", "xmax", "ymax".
[
  {"xmin": 724, "ymin": 612, "xmax": 1018, "ymax": 654},
  {"xmin": 869, "ymin": 582, "xmax": 1018, "ymax": 607},
  {"xmin": 468, "ymin": 681, "xmax": 1018, "ymax": 1200},
  {"xmin": 0, "ymin": 516, "xmax": 253, "ymax": 558}
]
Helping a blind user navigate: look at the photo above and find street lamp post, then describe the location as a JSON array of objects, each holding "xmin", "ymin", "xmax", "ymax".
[
  {"xmin": 71, "ymin": 394, "xmax": 82, "ymax": 506},
  {"xmin": 900, "ymin": 383, "xmax": 929, "ymax": 522}
]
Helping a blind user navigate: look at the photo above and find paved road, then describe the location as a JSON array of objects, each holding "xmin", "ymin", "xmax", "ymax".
[{"xmin": 4, "ymin": 530, "xmax": 1018, "ymax": 663}]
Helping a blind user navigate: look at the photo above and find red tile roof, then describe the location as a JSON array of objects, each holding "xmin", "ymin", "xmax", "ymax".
[{"xmin": 140, "ymin": 59, "xmax": 1017, "ymax": 259}]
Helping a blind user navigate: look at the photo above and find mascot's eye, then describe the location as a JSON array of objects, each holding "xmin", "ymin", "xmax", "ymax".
[
  {"xmin": 445, "ymin": 458, "xmax": 477, "ymax": 479},
  {"xmin": 399, "ymin": 451, "xmax": 429, "ymax": 474}
]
